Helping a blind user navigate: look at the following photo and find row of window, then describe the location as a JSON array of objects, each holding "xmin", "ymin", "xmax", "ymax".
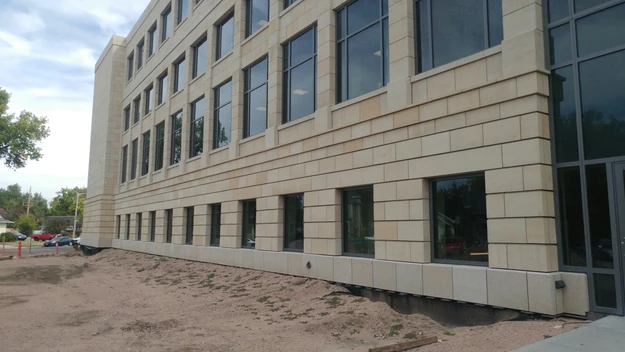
[{"xmin": 117, "ymin": 174, "xmax": 487, "ymax": 264}]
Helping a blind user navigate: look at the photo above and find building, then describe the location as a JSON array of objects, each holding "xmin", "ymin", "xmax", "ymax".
[
  {"xmin": 83, "ymin": 0, "xmax": 625, "ymax": 317},
  {"xmin": 0, "ymin": 211, "xmax": 14, "ymax": 234}
]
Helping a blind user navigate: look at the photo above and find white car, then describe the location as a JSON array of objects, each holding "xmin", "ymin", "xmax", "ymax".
[{"xmin": 71, "ymin": 237, "xmax": 81, "ymax": 245}]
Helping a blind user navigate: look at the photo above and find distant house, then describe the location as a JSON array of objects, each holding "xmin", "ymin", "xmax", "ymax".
[{"xmin": 0, "ymin": 212, "xmax": 14, "ymax": 234}]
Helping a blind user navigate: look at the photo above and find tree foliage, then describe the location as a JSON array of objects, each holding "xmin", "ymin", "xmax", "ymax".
[
  {"xmin": 44, "ymin": 218, "xmax": 67, "ymax": 235},
  {"xmin": 0, "ymin": 87, "xmax": 51, "ymax": 169},
  {"xmin": 15, "ymin": 214, "xmax": 38, "ymax": 236},
  {"xmin": 49, "ymin": 187, "xmax": 86, "ymax": 223},
  {"xmin": 0, "ymin": 184, "xmax": 48, "ymax": 220}
]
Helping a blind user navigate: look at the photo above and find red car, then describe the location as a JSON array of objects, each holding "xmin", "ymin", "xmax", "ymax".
[{"xmin": 32, "ymin": 233, "xmax": 58, "ymax": 241}]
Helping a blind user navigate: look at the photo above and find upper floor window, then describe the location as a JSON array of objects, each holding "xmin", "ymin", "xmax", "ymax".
[
  {"xmin": 284, "ymin": 0, "xmax": 297, "ymax": 9},
  {"xmin": 243, "ymin": 57, "xmax": 268, "ymax": 138},
  {"xmin": 214, "ymin": 80, "xmax": 232, "ymax": 149},
  {"xmin": 192, "ymin": 36, "xmax": 208, "ymax": 79},
  {"xmin": 154, "ymin": 121, "xmax": 165, "ymax": 171},
  {"xmin": 415, "ymin": 0, "xmax": 502, "ymax": 72},
  {"xmin": 177, "ymin": 0, "xmax": 188, "ymax": 25},
  {"xmin": 246, "ymin": 0, "xmax": 269, "ymax": 38},
  {"xmin": 336, "ymin": 0, "xmax": 389, "ymax": 103},
  {"xmin": 130, "ymin": 138, "xmax": 138, "ymax": 180},
  {"xmin": 173, "ymin": 56, "xmax": 186, "ymax": 93},
  {"xmin": 123, "ymin": 105, "xmax": 130, "ymax": 131},
  {"xmin": 121, "ymin": 145, "xmax": 128, "ymax": 183},
  {"xmin": 132, "ymin": 95, "xmax": 141, "ymax": 124},
  {"xmin": 127, "ymin": 52, "xmax": 134, "ymax": 81},
  {"xmin": 216, "ymin": 14, "xmax": 234, "ymax": 60},
  {"xmin": 144, "ymin": 85, "xmax": 153, "ymax": 116},
  {"xmin": 283, "ymin": 26, "xmax": 316, "ymax": 123},
  {"xmin": 161, "ymin": 5, "xmax": 172, "ymax": 42},
  {"xmin": 189, "ymin": 96, "xmax": 205, "ymax": 158},
  {"xmin": 141, "ymin": 130, "xmax": 150, "ymax": 176},
  {"xmin": 170, "ymin": 110, "xmax": 183, "ymax": 165},
  {"xmin": 148, "ymin": 23, "xmax": 157, "ymax": 57},
  {"xmin": 158, "ymin": 72, "xmax": 168, "ymax": 105},
  {"xmin": 137, "ymin": 39, "xmax": 145, "ymax": 70}
]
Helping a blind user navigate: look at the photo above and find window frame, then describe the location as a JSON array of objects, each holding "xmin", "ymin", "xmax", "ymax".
[
  {"xmin": 243, "ymin": 56, "xmax": 268, "ymax": 138},
  {"xmin": 137, "ymin": 39, "xmax": 145, "ymax": 70},
  {"xmin": 161, "ymin": 5, "xmax": 172, "ymax": 43},
  {"xmin": 185, "ymin": 206, "xmax": 194, "ymax": 245},
  {"xmin": 282, "ymin": 25, "xmax": 317, "ymax": 123},
  {"xmin": 177, "ymin": 0, "xmax": 188, "ymax": 25},
  {"xmin": 246, "ymin": 0, "xmax": 269, "ymax": 38},
  {"xmin": 127, "ymin": 51, "xmax": 134, "ymax": 81},
  {"xmin": 154, "ymin": 121, "xmax": 165, "ymax": 171},
  {"xmin": 173, "ymin": 56, "xmax": 186, "ymax": 93},
  {"xmin": 133, "ymin": 95, "xmax": 141, "ymax": 124},
  {"xmin": 144, "ymin": 85, "xmax": 154, "ymax": 116},
  {"xmin": 189, "ymin": 96, "xmax": 205, "ymax": 158},
  {"xmin": 170, "ymin": 110, "xmax": 183, "ymax": 165},
  {"xmin": 192, "ymin": 35, "xmax": 208, "ymax": 79},
  {"xmin": 149, "ymin": 211, "xmax": 156, "ymax": 242},
  {"xmin": 130, "ymin": 138, "xmax": 138, "ymax": 180},
  {"xmin": 283, "ymin": 193, "xmax": 304, "ymax": 252},
  {"xmin": 136, "ymin": 212, "xmax": 142, "ymax": 241},
  {"xmin": 148, "ymin": 23, "xmax": 158, "ymax": 57},
  {"xmin": 121, "ymin": 145, "xmax": 128, "ymax": 183},
  {"xmin": 341, "ymin": 185, "xmax": 375, "ymax": 258},
  {"xmin": 165, "ymin": 209, "xmax": 173, "ymax": 243},
  {"xmin": 213, "ymin": 79, "xmax": 232, "ymax": 149},
  {"xmin": 216, "ymin": 13, "xmax": 234, "ymax": 60},
  {"xmin": 141, "ymin": 130, "xmax": 150, "ymax": 176},
  {"xmin": 284, "ymin": 0, "xmax": 297, "ymax": 10},
  {"xmin": 123, "ymin": 105, "xmax": 131, "ymax": 131},
  {"xmin": 210, "ymin": 204, "xmax": 221, "ymax": 247},
  {"xmin": 158, "ymin": 71, "xmax": 168, "ymax": 105},
  {"xmin": 117, "ymin": 215, "xmax": 121, "ymax": 239},
  {"xmin": 126, "ymin": 214, "xmax": 131, "ymax": 240},
  {"xmin": 241, "ymin": 200, "xmax": 257, "ymax": 248}
]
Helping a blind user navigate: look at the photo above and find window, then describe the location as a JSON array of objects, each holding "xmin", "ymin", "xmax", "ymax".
[
  {"xmin": 170, "ymin": 111, "xmax": 183, "ymax": 165},
  {"xmin": 133, "ymin": 96, "xmax": 141, "ymax": 124},
  {"xmin": 177, "ymin": 0, "xmax": 188, "ymax": 25},
  {"xmin": 336, "ymin": 0, "xmax": 388, "ymax": 102},
  {"xmin": 284, "ymin": 0, "xmax": 297, "ymax": 9},
  {"xmin": 127, "ymin": 52, "xmax": 134, "ymax": 81},
  {"xmin": 242, "ymin": 200, "xmax": 256, "ymax": 248},
  {"xmin": 158, "ymin": 72, "xmax": 168, "ymax": 105},
  {"xmin": 342, "ymin": 187, "xmax": 374, "ymax": 256},
  {"xmin": 121, "ymin": 145, "xmax": 128, "ymax": 183},
  {"xmin": 432, "ymin": 174, "xmax": 487, "ymax": 264},
  {"xmin": 243, "ymin": 58, "xmax": 268, "ymax": 138},
  {"xmin": 192, "ymin": 36, "xmax": 208, "ymax": 79},
  {"xmin": 126, "ymin": 214, "xmax": 131, "ymax": 240},
  {"xmin": 117, "ymin": 215, "xmax": 121, "ymax": 239},
  {"xmin": 283, "ymin": 26, "xmax": 316, "ymax": 123},
  {"xmin": 123, "ymin": 105, "xmax": 130, "ymax": 131},
  {"xmin": 284, "ymin": 194, "xmax": 304, "ymax": 251},
  {"xmin": 246, "ymin": 0, "xmax": 269, "ymax": 37},
  {"xmin": 149, "ymin": 211, "xmax": 156, "ymax": 242},
  {"xmin": 130, "ymin": 138, "xmax": 138, "ymax": 180},
  {"xmin": 161, "ymin": 5, "xmax": 172, "ymax": 42},
  {"xmin": 144, "ymin": 85, "xmax": 154, "ymax": 115},
  {"xmin": 154, "ymin": 121, "xmax": 165, "ymax": 171},
  {"xmin": 165, "ymin": 209, "xmax": 173, "ymax": 243},
  {"xmin": 214, "ymin": 80, "xmax": 232, "ymax": 148},
  {"xmin": 141, "ymin": 130, "xmax": 150, "ymax": 176},
  {"xmin": 210, "ymin": 204, "xmax": 221, "ymax": 246},
  {"xmin": 185, "ymin": 206, "xmax": 194, "ymax": 245},
  {"xmin": 190, "ymin": 96, "xmax": 204, "ymax": 158},
  {"xmin": 174, "ymin": 57, "xmax": 186, "ymax": 93},
  {"xmin": 415, "ymin": 0, "xmax": 503, "ymax": 72},
  {"xmin": 216, "ymin": 14, "xmax": 234, "ymax": 60},
  {"xmin": 136, "ymin": 213, "xmax": 142, "ymax": 241},
  {"xmin": 148, "ymin": 23, "xmax": 157, "ymax": 57},
  {"xmin": 137, "ymin": 39, "xmax": 145, "ymax": 70}
]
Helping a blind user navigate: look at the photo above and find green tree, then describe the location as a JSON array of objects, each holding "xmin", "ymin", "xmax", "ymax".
[
  {"xmin": 44, "ymin": 218, "xmax": 67, "ymax": 235},
  {"xmin": 49, "ymin": 187, "xmax": 86, "ymax": 223},
  {"xmin": 0, "ymin": 184, "xmax": 48, "ymax": 221},
  {"xmin": 15, "ymin": 214, "xmax": 37, "ymax": 236},
  {"xmin": 0, "ymin": 87, "xmax": 50, "ymax": 169}
]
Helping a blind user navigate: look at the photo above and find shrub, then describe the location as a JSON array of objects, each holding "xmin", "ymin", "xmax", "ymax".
[
  {"xmin": 61, "ymin": 231, "xmax": 69, "ymax": 236},
  {"xmin": 0, "ymin": 233, "xmax": 18, "ymax": 242},
  {"xmin": 15, "ymin": 214, "xmax": 37, "ymax": 236}
]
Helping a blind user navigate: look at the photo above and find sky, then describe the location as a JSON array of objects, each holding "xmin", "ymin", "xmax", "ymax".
[{"xmin": 0, "ymin": 0, "xmax": 151, "ymax": 201}]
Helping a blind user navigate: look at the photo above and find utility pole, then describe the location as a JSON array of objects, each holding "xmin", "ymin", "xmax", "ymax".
[
  {"xmin": 72, "ymin": 192, "xmax": 85, "ymax": 239},
  {"xmin": 26, "ymin": 187, "xmax": 32, "ymax": 215}
]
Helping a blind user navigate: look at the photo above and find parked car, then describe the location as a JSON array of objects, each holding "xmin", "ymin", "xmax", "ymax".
[
  {"xmin": 32, "ymin": 233, "xmax": 57, "ymax": 241},
  {"xmin": 71, "ymin": 237, "xmax": 81, "ymax": 245},
  {"xmin": 43, "ymin": 236, "xmax": 72, "ymax": 247},
  {"xmin": 10, "ymin": 232, "xmax": 27, "ymax": 241}
]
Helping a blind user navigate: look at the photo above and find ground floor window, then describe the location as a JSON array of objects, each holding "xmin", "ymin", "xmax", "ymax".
[
  {"xmin": 149, "ymin": 211, "xmax": 156, "ymax": 242},
  {"xmin": 166, "ymin": 209, "xmax": 173, "ymax": 243},
  {"xmin": 242, "ymin": 200, "xmax": 256, "ymax": 248},
  {"xmin": 136, "ymin": 213, "xmax": 142, "ymax": 241},
  {"xmin": 117, "ymin": 215, "xmax": 121, "ymax": 239},
  {"xmin": 210, "ymin": 204, "xmax": 221, "ymax": 247},
  {"xmin": 342, "ymin": 187, "xmax": 374, "ymax": 256},
  {"xmin": 284, "ymin": 194, "xmax": 304, "ymax": 251},
  {"xmin": 432, "ymin": 174, "xmax": 487, "ymax": 264},
  {"xmin": 125, "ymin": 214, "xmax": 131, "ymax": 240},
  {"xmin": 185, "ymin": 207, "xmax": 194, "ymax": 245}
]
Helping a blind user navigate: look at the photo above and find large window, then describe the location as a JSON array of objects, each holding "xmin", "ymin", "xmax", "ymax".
[
  {"xmin": 136, "ymin": 213, "xmax": 142, "ymax": 241},
  {"xmin": 137, "ymin": 40, "xmax": 144, "ymax": 70},
  {"xmin": 241, "ymin": 200, "xmax": 256, "ymax": 248},
  {"xmin": 216, "ymin": 14, "xmax": 234, "ymax": 60},
  {"xmin": 141, "ymin": 130, "xmax": 150, "ymax": 176},
  {"xmin": 126, "ymin": 214, "xmax": 131, "ymax": 240},
  {"xmin": 158, "ymin": 72, "xmax": 168, "ymax": 105},
  {"xmin": 123, "ymin": 105, "xmax": 130, "ymax": 131},
  {"xmin": 117, "ymin": 215, "xmax": 121, "ymax": 239},
  {"xmin": 190, "ymin": 96, "xmax": 204, "ymax": 158},
  {"xmin": 415, "ymin": 0, "xmax": 503, "ymax": 72},
  {"xmin": 192, "ymin": 36, "xmax": 208, "ymax": 79},
  {"xmin": 246, "ymin": 0, "xmax": 269, "ymax": 38},
  {"xmin": 185, "ymin": 206, "xmax": 194, "ymax": 245},
  {"xmin": 342, "ymin": 187, "xmax": 374, "ymax": 256},
  {"xmin": 133, "ymin": 96, "xmax": 141, "ymax": 124},
  {"xmin": 130, "ymin": 138, "xmax": 138, "ymax": 180},
  {"xmin": 149, "ymin": 211, "xmax": 156, "ymax": 242},
  {"xmin": 148, "ymin": 23, "xmax": 157, "ymax": 57},
  {"xmin": 210, "ymin": 204, "xmax": 221, "ymax": 246},
  {"xmin": 165, "ymin": 209, "xmax": 173, "ymax": 243},
  {"xmin": 154, "ymin": 121, "xmax": 165, "ymax": 171},
  {"xmin": 283, "ymin": 26, "xmax": 316, "ymax": 123},
  {"xmin": 213, "ymin": 80, "xmax": 232, "ymax": 148},
  {"xmin": 243, "ymin": 58, "xmax": 268, "ymax": 138},
  {"xmin": 177, "ymin": 0, "xmax": 188, "ymax": 25},
  {"xmin": 170, "ymin": 111, "xmax": 183, "ymax": 165},
  {"xmin": 144, "ymin": 86, "xmax": 153, "ymax": 115},
  {"xmin": 336, "ymin": 0, "xmax": 389, "ymax": 102},
  {"xmin": 284, "ymin": 194, "xmax": 304, "ymax": 251},
  {"xmin": 127, "ymin": 52, "xmax": 134, "ymax": 81},
  {"xmin": 121, "ymin": 145, "xmax": 128, "ymax": 183},
  {"xmin": 161, "ymin": 5, "xmax": 172, "ymax": 42},
  {"xmin": 174, "ymin": 56, "xmax": 186, "ymax": 93},
  {"xmin": 432, "ymin": 174, "xmax": 487, "ymax": 264}
]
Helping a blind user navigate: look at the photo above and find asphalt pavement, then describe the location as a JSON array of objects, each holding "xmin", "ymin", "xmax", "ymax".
[{"xmin": 1, "ymin": 242, "xmax": 74, "ymax": 256}]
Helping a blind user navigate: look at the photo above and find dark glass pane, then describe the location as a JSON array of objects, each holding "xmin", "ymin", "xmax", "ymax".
[
  {"xmin": 186, "ymin": 207, "xmax": 194, "ymax": 245},
  {"xmin": 594, "ymin": 273, "xmax": 617, "ymax": 308},
  {"xmin": 173, "ymin": 112, "xmax": 183, "ymax": 130},
  {"xmin": 558, "ymin": 167, "xmax": 587, "ymax": 266},
  {"xmin": 550, "ymin": 24, "xmax": 572, "ymax": 66},
  {"xmin": 193, "ymin": 98, "xmax": 205, "ymax": 121},
  {"xmin": 416, "ymin": 0, "xmax": 431, "ymax": 72},
  {"xmin": 347, "ymin": 0, "xmax": 380, "ymax": 34},
  {"xmin": 159, "ymin": 74, "xmax": 168, "ymax": 104},
  {"xmin": 137, "ymin": 213, "xmax": 142, "ymax": 241},
  {"xmin": 289, "ymin": 59, "xmax": 315, "ymax": 121},
  {"xmin": 166, "ymin": 210, "xmax": 173, "ymax": 243},
  {"xmin": 337, "ymin": 8, "xmax": 346, "ymax": 40},
  {"xmin": 382, "ymin": 0, "xmax": 388, "ymax": 15},
  {"xmin": 575, "ymin": 0, "xmax": 611, "ymax": 13},
  {"xmin": 249, "ymin": 0, "xmax": 269, "ymax": 35},
  {"xmin": 124, "ymin": 107, "xmax": 130, "ymax": 131},
  {"xmin": 432, "ymin": 175, "xmax": 488, "ymax": 263},
  {"xmin": 383, "ymin": 18, "xmax": 389, "ymax": 85},
  {"xmin": 576, "ymin": 4, "xmax": 625, "ymax": 57},
  {"xmin": 586, "ymin": 164, "xmax": 614, "ymax": 268},
  {"xmin": 178, "ymin": 0, "xmax": 188, "ymax": 23},
  {"xmin": 250, "ymin": 58, "xmax": 268, "ymax": 89},
  {"xmin": 290, "ymin": 28, "xmax": 315, "ymax": 66},
  {"xmin": 432, "ymin": 0, "xmax": 485, "ymax": 67},
  {"xmin": 488, "ymin": 0, "xmax": 503, "ymax": 46},
  {"xmin": 579, "ymin": 50, "xmax": 625, "ymax": 159},
  {"xmin": 193, "ymin": 39, "xmax": 207, "ymax": 78},
  {"xmin": 284, "ymin": 194, "xmax": 304, "ymax": 251},
  {"xmin": 162, "ymin": 10, "xmax": 172, "ymax": 40},
  {"xmin": 548, "ymin": 0, "xmax": 569, "ymax": 22},
  {"xmin": 347, "ymin": 23, "xmax": 382, "ymax": 100},
  {"xmin": 131, "ymin": 139, "xmax": 138, "ymax": 180},
  {"xmin": 117, "ymin": 215, "xmax": 121, "ymax": 239},
  {"xmin": 218, "ymin": 16, "xmax": 234, "ymax": 58},
  {"xmin": 126, "ymin": 214, "xmax": 131, "ymax": 239},
  {"xmin": 343, "ymin": 187, "xmax": 374, "ymax": 256},
  {"xmin": 142, "ymin": 131, "xmax": 150, "ymax": 175},
  {"xmin": 155, "ymin": 123, "xmax": 165, "ymax": 171},
  {"xmin": 215, "ymin": 105, "xmax": 231, "ymax": 148},
  {"xmin": 242, "ymin": 201, "xmax": 256, "ymax": 248},
  {"xmin": 217, "ymin": 81, "xmax": 232, "ymax": 106},
  {"xmin": 337, "ymin": 42, "xmax": 348, "ymax": 101},
  {"xmin": 150, "ymin": 212, "xmax": 156, "ymax": 242},
  {"xmin": 121, "ymin": 146, "xmax": 127, "ymax": 183},
  {"xmin": 247, "ymin": 84, "xmax": 267, "ymax": 137},
  {"xmin": 191, "ymin": 119, "xmax": 203, "ymax": 156},
  {"xmin": 210, "ymin": 204, "xmax": 221, "ymax": 246},
  {"xmin": 175, "ymin": 59, "xmax": 185, "ymax": 92},
  {"xmin": 552, "ymin": 66, "xmax": 579, "ymax": 162}
]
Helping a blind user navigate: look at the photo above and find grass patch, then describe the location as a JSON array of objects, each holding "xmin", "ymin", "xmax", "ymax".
[
  {"xmin": 234, "ymin": 276, "xmax": 241, "ymax": 282},
  {"xmin": 352, "ymin": 297, "xmax": 365, "ymax": 303},
  {"xmin": 404, "ymin": 332, "xmax": 418, "ymax": 340},
  {"xmin": 136, "ymin": 268, "xmax": 146, "ymax": 273},
  {"xmin": 443, "ymin": 330, "xmax": 455, "ymax": 336},
  {"xmin": 257, "ymin": 296, "xmax": 271, "ymax": 303},
  {"xmin": 279, "ymin": 297, "xmax": 291, "ymax": 303},
  {"xmin": 389, "ymin": 324, "xmax": 404, "ymax": 337},
  {"xmin": 325, "ymin": 297, "xmax": 344, "ymax": 309},
  {"xmin": 319, "ymin": 312, "xmax": 329, "ymax": 317}
]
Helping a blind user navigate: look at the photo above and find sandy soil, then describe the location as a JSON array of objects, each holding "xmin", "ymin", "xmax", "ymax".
[{"xmin": 0, "ymin": 249, "xmax": 581, "ymax": 352}]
